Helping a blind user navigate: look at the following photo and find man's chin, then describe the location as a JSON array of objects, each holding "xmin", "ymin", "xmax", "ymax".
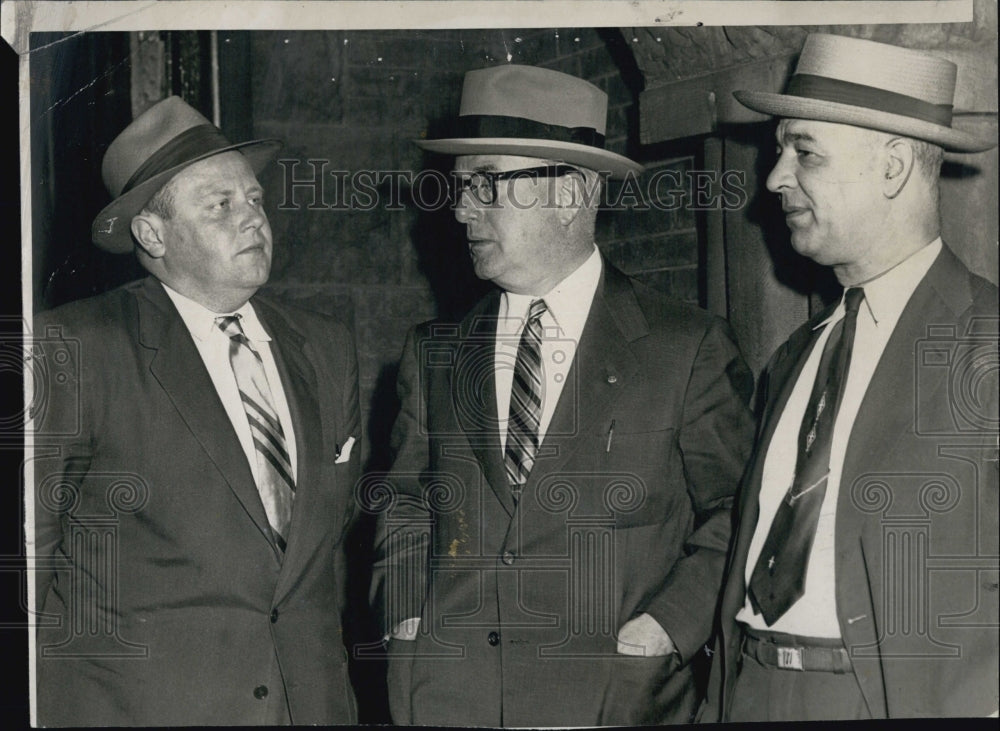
[
  {"xmin": 788, "ymin": 232, "xmax": 818, "ymax": 259},
  {"xmin": 242, "ymin": 267, "xmax": 272, "ymax": 291},
  {"xmin": 470, "ymin": 256, "xmax": 496, "ymax": 282}
]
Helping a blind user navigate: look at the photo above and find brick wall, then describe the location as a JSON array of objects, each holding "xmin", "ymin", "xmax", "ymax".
[
  {"xmin": 245, "ymin": 29, "xmax": 700, "ymax": 468},
  {"xmin": 240, "ymin": 29, "xmax": 707, "ymax": 722}
]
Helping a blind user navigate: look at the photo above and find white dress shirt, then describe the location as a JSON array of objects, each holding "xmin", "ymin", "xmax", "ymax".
[
  {"xmin": 737, "ymin": 238, "xmax": 942, "ymax": 637},
  {"xmin": 495, "ymin": 245, "xmax": 603, "ymax": 451},
  {"xmin": 162, "ymin": 282, "xmax": 298, "ymax": 485}
]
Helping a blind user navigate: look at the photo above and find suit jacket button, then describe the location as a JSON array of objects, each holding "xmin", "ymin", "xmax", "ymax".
[
  {"xmin": 488, "ymin": 631, "xmax": 500, "ymax": 646},
  {"xmin": 270, "ymin": 609, "xmax": 279, "ymax": 623},
  {"xmin": 253, "ymin": 685, "xmax": 268, "ymax": 699},
  {"xmin": 501, "ymin": 551, "xmax": 516, "ymax": 565}
]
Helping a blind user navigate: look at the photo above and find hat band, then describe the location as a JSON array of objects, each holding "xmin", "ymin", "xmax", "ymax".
[
  {"xmin": 453, "ymin": 114, "xmax": 606, "ymax": 149},
  {"xmin": 786, "ymin": 74, "xmax": 953, "ymax": 127},
  {"xmin": 121, "ymin": 124, "xmax": 234, "ymax": 195}
]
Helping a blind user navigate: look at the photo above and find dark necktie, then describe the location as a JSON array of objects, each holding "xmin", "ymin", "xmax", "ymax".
[
  {"xmin": 504, "ymin": 298, "xmax": 548, "ymax": 502},
  {"xmin": 217, "ymin": 315, "xmax": 295, "ymax": 553},
  {"xmin": 748, "ymin": 287, "xmax": 865, "ymax": 625}
]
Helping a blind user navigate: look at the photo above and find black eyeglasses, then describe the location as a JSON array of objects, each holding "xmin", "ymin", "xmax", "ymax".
[{"xmin": 451, "ymin": 164, "xmax": 582, "ymax": 205}]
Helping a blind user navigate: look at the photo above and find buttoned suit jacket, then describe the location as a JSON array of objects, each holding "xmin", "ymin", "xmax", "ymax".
[
  {"xmin": 371, "ymin": 260, "xmax": 755, "ymax": 727},
  {"xmin": 32, "ymin": 276, "xmax": 361, "ymax": 726},
  {"xmin": 704, "ymin": 244, "xmax": 1000, "ymax": 719}
]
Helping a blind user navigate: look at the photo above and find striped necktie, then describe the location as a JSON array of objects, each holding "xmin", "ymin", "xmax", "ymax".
[
  {"xmin": 217, "ymin": 315, "xmax": 295, "ymax": 553},
  {"xmin": 504, "ymin": 298, "xmax": 548, "ymax": 502}
]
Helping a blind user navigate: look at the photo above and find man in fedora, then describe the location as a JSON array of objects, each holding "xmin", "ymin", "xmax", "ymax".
[
  {"xmin": 704, "ymin": 33, "xmax": 999, "ymax": 720},
  {"xmin": 369, "ymin": 64, "xmax": 755, "ymax": 726},
  {"xmin": 31, "ymin": 96, "xmax": 361, "ymax": 725}
]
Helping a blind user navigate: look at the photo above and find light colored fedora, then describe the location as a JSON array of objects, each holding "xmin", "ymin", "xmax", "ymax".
[
  {"xmin": 415, "ymin": 64, "xmax": 644, "ymax": 178},
  {"xmin": 92, "ymin": 96, "xmax": 281, "ymax": 253},
  {"xmin": 734, "ymin": 33, "xmax": 996, "ymax": 153}
]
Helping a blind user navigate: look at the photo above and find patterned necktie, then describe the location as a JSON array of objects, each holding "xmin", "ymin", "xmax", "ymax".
[
  {"xmin": 748, "ymin": 287, "xmax": 865, "ymax": 625},
  {"xmin": 217, "ymin": 315, "xmax": 295, "ymax": 553},
  {"xmin": 504, "ymin": 298, "xmax": 548, "ymax": 502}
]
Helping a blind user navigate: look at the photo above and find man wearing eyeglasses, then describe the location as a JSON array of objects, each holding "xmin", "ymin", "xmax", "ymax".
[{"xmin": 369, "ymin": 65, "xmax": 755, "ymax": 727}]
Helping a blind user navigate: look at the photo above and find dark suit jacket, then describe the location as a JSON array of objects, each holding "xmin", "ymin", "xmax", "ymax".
[
  {"xmin": 370, "ymin": 261, "xmax": 755, "ymax": 726},
  {"xmin": 705, "ymin": 244, "xmax": 1000, "ymax": 719},
  {"xmin": 31, "ymin": 276, "xmax": 361, "ymax": 726}
]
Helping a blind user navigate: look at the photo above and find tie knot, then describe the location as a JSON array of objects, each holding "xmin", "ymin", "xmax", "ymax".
[
  {"xmin": 527, "ymin": 298, "xmax": 548, "ymax": 323},
  {"xmin": 217, "ymin": 314, "xmax": 245, "ymax": 339},
  {"xmin": 843, "ymin": 287, "xmax": 865, "ymax": 314}
]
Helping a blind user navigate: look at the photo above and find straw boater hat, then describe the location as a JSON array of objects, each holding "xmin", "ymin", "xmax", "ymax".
[
  {"xmin": 416, "ymin": 64, "xmax": 644, "ymax": 178},
  {"xmin": 734, "ymin": 33, "xmax": 996, "ymax": 153},
  {"xmin": 92, "ymin": 96, "xmax": 281, "ymax": 253}
]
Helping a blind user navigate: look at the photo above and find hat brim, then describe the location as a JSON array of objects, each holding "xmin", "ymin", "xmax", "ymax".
[
  {"xmin": 733, "ymin": 90, "xmax": 996, "ymax": 153},
  {"xmin": 91, "ymin": 139, "xmax": 283, "ymax": 253},
  {"xmin": 414, "ymin": 137, "xmax": 644, "ymax": 179}
]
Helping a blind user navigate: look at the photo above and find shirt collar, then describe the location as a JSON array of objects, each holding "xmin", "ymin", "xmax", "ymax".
[
  {"xmin": 814, "ymin": 237, "xmax": 942, "ymax": 331},
  {"xmin": 160, "ymin": 281, "xmax": 271, "ymax": 343},
  {"xmin": 501, "ymin": 245, "xmax": 602, "ymax": 337}
]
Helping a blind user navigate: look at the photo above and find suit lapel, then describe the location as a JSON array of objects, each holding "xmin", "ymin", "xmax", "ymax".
[
  {"xmin": 136, "ymin": 277, "xmax": 275, "ymax": 549},
  {"xmin": 840, "ymin": 245, "xmax": 972, "ymax": 497},
  {"xmin": 833, "ymin": 246, "xmax": 972, "ymax": 718},
  {"xmin": 456, "ymin": 263, "xmax": 647, "ymax": 514},
  {"xmin": 738, "ymin": 316, "xmax": 828, "ymax": 522},
  {"xmin": 755, "ymin": 319, "xmax": 830, "ymax": 474},
  {"xmin": 453, "ymin": 292, "xmax": 515, "ymax": 516},
  {"xmin": 524, "ymin": 264, "xmax": 642, "ymax": 490}
]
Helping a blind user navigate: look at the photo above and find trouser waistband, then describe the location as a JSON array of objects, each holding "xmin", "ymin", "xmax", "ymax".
[{"xmin": 741, "ymin": 626, "xmax": 852, "ymax": 674}]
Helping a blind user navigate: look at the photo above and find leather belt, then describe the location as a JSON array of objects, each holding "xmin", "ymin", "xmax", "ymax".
[{"xmin": 743, "ymin": 631, "xmax": 852, "ymax": 674}]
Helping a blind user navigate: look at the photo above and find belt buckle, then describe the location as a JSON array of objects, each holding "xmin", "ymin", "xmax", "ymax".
[{"xmin": 776, "ymin": 646, "xmax": 804, "ymax": 671}]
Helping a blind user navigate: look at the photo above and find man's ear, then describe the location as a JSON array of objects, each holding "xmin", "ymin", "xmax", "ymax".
[
  {"xmin": 555, "ymin": 172, "xmax": 587, "ymax": 226},
  {"xmin": 131, "ymin": 212, "xmax": 167, "ymax": 259},
  {"xmin": 883, "ymin": 137, "xmax": 915, "ymax": 199}
]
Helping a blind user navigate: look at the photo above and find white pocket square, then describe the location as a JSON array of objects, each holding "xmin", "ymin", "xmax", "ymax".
[{"xmin": 335, "ymin": 436, "xmax": 356, "ymax": 464}]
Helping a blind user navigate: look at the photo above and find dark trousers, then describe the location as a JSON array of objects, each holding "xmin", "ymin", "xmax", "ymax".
[{"xmin": 729, "ymin": 630, "xmax": 871, "ymax": 721}]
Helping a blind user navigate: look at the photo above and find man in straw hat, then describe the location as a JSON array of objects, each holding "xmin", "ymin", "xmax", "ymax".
[
  {"xmin": 31, "ymin": 96, "xmax": 361, "ymax": 725},
  {"xmin": 704, "ymin": 33, "xmax": 998, "ymax": 720},
  {"xmin": 369, "ymin": 64, "xmax": 755, "ymax": 726}
]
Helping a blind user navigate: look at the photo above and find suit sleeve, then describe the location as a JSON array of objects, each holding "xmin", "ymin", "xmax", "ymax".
[
  {"xmin": 643, "ymin": 317, "xmax": 755, "ymax": 661},
  {"xmin": 369, "ymin": 325, "xmax": 433, "ymax": 636},
  {"xmin": 29, "ymin": 312, "xmax": 92, "ymax": 615}
]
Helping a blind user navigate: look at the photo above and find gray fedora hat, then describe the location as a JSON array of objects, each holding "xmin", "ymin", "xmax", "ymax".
[
  {"xmin": 92, "ymin": 96, "xmax": 281, "ymax": 253},
  {"xmin": 415, "ymin": 64, "xmax": 643, "ymax": 178},
  {"xmin": 734, "ymin": 33, "xmax": 996, "ymax": 153}
]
